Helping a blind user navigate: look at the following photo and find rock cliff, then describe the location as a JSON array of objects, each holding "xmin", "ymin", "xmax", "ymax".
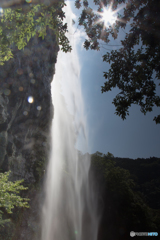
[{"xmin": 0, "ymin": 17, "xmax": 59, "ymax": 240}]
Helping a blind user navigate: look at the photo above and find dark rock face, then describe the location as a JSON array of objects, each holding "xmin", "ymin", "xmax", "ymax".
[{"xmin": 0, "ymin": 26, "xmax": 59, "ymax": 239}]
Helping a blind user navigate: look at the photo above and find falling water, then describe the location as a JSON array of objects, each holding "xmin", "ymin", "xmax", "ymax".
[{"xmin": 41, "ymin": 2, "xmax": 99, "ymax": 240}]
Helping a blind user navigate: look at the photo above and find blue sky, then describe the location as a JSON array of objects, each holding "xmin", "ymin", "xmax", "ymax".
[{"xmin": 67, "ymin": 1, "xmax": 160, "ymax": 159}]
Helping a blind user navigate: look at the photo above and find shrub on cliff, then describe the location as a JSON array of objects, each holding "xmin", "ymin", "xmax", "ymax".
[{"xmin": 0, "ymin": 171, "xmax": 29, "ymax": 226}]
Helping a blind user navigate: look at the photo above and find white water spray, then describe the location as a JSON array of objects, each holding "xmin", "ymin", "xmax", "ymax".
[{"xmin": 41, "ymin": 3, "xmax": 99, "ymax": 240}]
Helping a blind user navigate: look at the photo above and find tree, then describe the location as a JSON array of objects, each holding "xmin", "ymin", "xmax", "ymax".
[
  {"xmin": 0, "ymin": 171, "xmax": 29, "ymax": 226},
  {"xmin": 105, "ymin": 152, "xmax": 114, "ymax": 158},
  {"xmin": 75, "ymin": 0, "xmax": 160, "ymax": 123},
  {"xmin": 0, "ymin": 1, "xmax": 71, "ymax": 65},
  {"xmin": 90, "ymin": 153, "xmax": 159, "ymax": 239}
]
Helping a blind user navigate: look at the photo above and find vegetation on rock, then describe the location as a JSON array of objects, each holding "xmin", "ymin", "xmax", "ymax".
[
  {"xmin": 0, "ymin": 171, "xmax": 29, "ymax": 226},
  {"xmin": 0, "ymin": 1, "xmax": 71, "ymax": 65}
]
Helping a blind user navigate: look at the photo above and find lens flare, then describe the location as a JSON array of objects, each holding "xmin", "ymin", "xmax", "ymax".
[
  {"xmin": 29, "ymin": 72, "xmax": 34, "ymax": 78},
  {"xmin": 4, "ymin": 89, "xmax": 11, "ymax": 96},
  {"xmin": 19, "ymin": 86, "xmax": 23, "ymax": 91},
  {"xmin": 17, "ymin": 68, "xmax": 23, "ymax": 75},
  {"xmin": 28, "ymin": 96, "xmax": 34, "ymax": 103},
  {"xmin": 31, "ymin": 79, "xmax": 36, "ymax": 84},
  {"xmin": 23, "ymin": 111, "xmax": 28, "ymax": 116},
  {"xmin": 37, "ymin": 106, "xmax": 41, "ymax": 111}
]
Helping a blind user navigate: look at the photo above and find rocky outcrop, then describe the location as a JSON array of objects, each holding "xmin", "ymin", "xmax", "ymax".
[{"xmin": 0, "ymin": 13, "xmax": 59, "ymax": 240}]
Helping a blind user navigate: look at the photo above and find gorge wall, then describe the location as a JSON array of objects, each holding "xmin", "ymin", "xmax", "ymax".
[{"xmin": 0, "ymin": 22, "xmax": 59, "ymax": 240}]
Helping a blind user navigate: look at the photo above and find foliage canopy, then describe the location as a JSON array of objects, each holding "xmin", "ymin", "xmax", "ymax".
[
  {"xmin": 75, "ymin": 0, "xmax": 160, "ymax": 123},
  {"xmin": 0, "ymin": 1, "xmax": 71, "ymax": 65},
  {"xmin": 91, "ymin": 152, "xmax": 160, "ymax": 238}
]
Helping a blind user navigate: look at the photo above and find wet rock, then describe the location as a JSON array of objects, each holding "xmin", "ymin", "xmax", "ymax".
[{"xmin": 0, "ymin": 131, "xmax": 8, "ymax": 166}]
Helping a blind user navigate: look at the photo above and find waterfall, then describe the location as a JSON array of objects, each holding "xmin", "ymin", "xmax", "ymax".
[{"xmin": 41, "ymin": 2, "xmax": 99, "ymax": 240}]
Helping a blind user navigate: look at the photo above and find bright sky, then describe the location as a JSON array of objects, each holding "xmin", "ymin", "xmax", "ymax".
[{"xmin": 67, "ymin": 1, "xmax": 160, "ymax": 159}]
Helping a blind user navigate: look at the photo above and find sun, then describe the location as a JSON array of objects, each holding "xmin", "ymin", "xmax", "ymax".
[
  {"xmin": 96, "ymin": 3, "xmax": 119, "ymax": 28},
  {"xmin": 100, "ymin": 7, "xmax": 117, "ymax": 27}
]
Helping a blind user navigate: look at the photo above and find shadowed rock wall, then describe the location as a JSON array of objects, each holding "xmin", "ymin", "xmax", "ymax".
[{"xmin": 0, "ymin": 19, "xmax": 59, "ymax": 240}]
